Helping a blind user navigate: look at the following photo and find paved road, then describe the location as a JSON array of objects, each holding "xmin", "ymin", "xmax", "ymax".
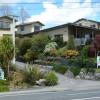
[{"xmin": 1, "ymin": 89, "xmax": 100, "ymax": 100}]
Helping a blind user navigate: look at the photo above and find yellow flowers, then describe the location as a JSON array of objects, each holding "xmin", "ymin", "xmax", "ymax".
[{"xmin": 62, "ymin": 50, "xmax": 79, "ymax": 58}]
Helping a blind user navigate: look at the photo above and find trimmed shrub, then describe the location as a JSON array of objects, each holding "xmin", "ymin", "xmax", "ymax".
[
  {"xmin": 70, "ymin": 67, "xmax": 81, "ymax": 76},
  {"xmin": 45, "ymin": 71, "xmax": 58, "ymax": 86}
]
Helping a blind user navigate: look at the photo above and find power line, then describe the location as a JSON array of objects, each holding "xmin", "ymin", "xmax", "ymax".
[
  {"xmin": 0, "ymin": 2, "xmax": 100, "ymax": 4},
  {"xmin": 0, "ymin": 7, "xmax": 100, "ymax": 11}
]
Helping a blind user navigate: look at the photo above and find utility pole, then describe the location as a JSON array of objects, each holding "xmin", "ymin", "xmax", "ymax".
[{"xmin": 10, "ymin": 15, "xmax": 19, "ymax": 64}]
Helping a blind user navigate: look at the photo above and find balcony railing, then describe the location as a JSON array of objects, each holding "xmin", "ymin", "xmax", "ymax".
[{"xmin": 75, "ymin": 38, "xmax": 87, "ymax": 46}]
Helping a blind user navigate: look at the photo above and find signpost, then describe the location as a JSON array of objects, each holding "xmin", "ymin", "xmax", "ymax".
[{"xmin": 97, "ymin": 51, "xmax": 100, "ymax": 68}]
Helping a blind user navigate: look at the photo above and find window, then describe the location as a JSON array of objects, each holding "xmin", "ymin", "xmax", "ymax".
[
  {"xmin": 0, "ymin": 21, "xmax": 3, "ymax": 28},
  {"xmin": 54, "ymin": 34, "xmax": 63, "ymax": 41},
  {"xmin": 54, "ymin": 34, "xmax": 64, "ymax": 47},
  {"xmin": 54, "ymin": 34, "xmax": 63, "ymax": 38},
  {"xmin": 90, "ymin": 25, "xmax": 96, "ymax": 28},
  {"xmin": 0, "ymin": 21, "xmax": 10, "ymax": 29},
  {"xmin": 34, "ymin": 26, "xmax": 40, "ymax": 31},
  {"xmin": 79, "ymin": 23, "xmax": 82, "ymax": 26},
  {"xmin": 85, "ymin": 34, "xmax": 90, "ymax": 39},
  {"xmin": 20, "ymin": 26, "xmax": 24, "ymax": 31}
]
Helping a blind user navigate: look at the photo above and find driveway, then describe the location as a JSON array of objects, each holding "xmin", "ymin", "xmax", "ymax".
[
  {"xmin": 55, "ymin": 73, "xmax": 100, "ymax": 91},
  {"xmin": 15, "ymin": 61, "xmax": 100, "ymax": 91}
]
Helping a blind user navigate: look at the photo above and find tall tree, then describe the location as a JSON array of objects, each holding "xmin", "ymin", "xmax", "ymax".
[
  {"xmin": 0, "ymin": 4, "xmax": 13, "ymax": 16},
  {"xmin": 19, "ymin": 7, "xmax": 30, "ymax": 23},
  {"xmin": 31, "ymin": 34, "xmax": 50, "ymax": 53},
  {"xmin": 0, "ymin": 36, "xmax": 14, "ymax": 77}
]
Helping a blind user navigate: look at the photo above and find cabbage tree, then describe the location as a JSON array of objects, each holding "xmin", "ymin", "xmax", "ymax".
[{"xmin": 0, "ymin": 36, "xmax": 14, "ymax": 76}]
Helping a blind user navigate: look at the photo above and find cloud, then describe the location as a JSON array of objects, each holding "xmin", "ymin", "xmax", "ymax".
[
  {"xmin": 28, "ymin": 0, "xmax": 100, "ymax": 28},
  {"xmin": 0, "ymin": 0, "xmax": 21, "ymax": 4},
  {"xmin": 0, "ymin": 0, "xmax": 48, "ymax": 4}
]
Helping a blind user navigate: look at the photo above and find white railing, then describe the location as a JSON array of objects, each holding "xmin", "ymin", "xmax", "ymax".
[{"xmin": 75, "ymin": 38, "xmax": 86, "ymax": 46}]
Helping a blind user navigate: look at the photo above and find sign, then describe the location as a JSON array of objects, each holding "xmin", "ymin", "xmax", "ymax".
[
  {"xmin": 0, "ymin": 68, "xmax": 4, "ymax": 80},
  {"xmin": 97, "ymin": 51, "xmax": 100, "ymax": 68}
]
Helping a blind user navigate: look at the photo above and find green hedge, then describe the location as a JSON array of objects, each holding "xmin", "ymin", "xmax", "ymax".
[
  {"xmin": 45, "ymin": 71, "xmax": 58, "ymax": 86},
  {"xmin": 0, "ymin": 80, "xmax": 9, "ymax": 92},
  {"xmin": 0, "ymin": 80, "xmax": 9, "ymax": 85},
  {"xmin": 53, "ymin": 66, "xmax": 68, "ymax": 74},
  {"xmin": 70, "ymin": 67, "xmax": 81, "ymax": 76},
  {"xmin": 51, "ymin": 62, "xmax": 68, "ymax": 74},
  {"xmin": 0, "ymin": 86, "xmax": 9, "ymax": 92},
  {"xmin": 67, "ymin": 57, "xmax": 96, "ymax": 68}
]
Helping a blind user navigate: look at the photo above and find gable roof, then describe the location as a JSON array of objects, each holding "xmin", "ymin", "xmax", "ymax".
[
  {"xmin": 74, "ymin": 18, "xmax": 100, "ymax": 24},
  {"xmin": 0, "ymin": 16, "xmax": 17, "ymax": 21},
  {"xmin": 17, "ymin": 22, "xmax": 100, "ymax": 37},
  {"xmin": 16, "ymin": 21, "xmax": 44, "ymax": 27}
]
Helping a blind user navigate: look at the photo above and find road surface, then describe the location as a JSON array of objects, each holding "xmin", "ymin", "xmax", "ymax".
[{"xmin": 0, "ymin": 89, "xmax": 100, "ymax": 100}]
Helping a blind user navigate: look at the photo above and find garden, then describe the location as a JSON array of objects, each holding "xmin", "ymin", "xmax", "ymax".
[
  {"xmin": 0, "ymin": 34, "xmax": 100, "ymax": 92},
  {"xmin": 15, "ymin": 34, "xmax": 100, "ymax": 79}
]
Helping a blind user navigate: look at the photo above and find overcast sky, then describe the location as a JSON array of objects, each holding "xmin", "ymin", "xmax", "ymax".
[{"xmin": 0, "ymin": 0, "xmax": 100, "ymax": 28}]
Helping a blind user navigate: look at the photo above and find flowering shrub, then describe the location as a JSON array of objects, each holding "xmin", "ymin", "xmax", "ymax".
[
  {"xmin": 44, "ymin": 42, "xmax": 57, "ymax": 52},
  {"xmin": 44, "ymin": 42, "xmax": 57, "ymax": 56},
  {"xmin": 62, "ymin": 50, "xmax": 79, "ymax": 58}
]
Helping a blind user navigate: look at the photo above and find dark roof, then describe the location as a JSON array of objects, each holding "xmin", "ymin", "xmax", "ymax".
[
  {"xmin": 17, "ymin": 22, "xmax": 100, "ymax": 37},
  {"xmin": 74, "ymin": 18, "xmax": 100, "ymax": 24},
  {"xmin": 0, "ymin": 16, "xmax": 17, "ymax": 21},
  {"xmin": 37, "ymin": 23, "xmax": 68, "ymax": 32},
  {"xmin": 16, "ymin": 21, "xmax": 44, "ymax": 27},
  {"xmin": 68, "ymin": 23, "xmax": 100, "ymax": 30},
  {"xmin": 16, "ymin": 23, "xmax": 68, "ymax": 36}
]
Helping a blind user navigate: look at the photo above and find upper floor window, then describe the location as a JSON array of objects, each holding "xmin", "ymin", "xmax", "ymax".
[
  {"xmin": 34, "ymin": 26, "xmax": 40, "ymax": 31},
  {"xmin": 20, "ymin": 26, "xmax": 25, "ymax": 31},
  {"xmin": 0, "ymin": 22, "xmax": 3, "ymax": 28},
  {"xmin": 90, "ymin": 24, "xmax": 96, "ymax": 28},
  {"xmin": 0, "ymin": 21, "xmax": 10, "ymax": 29},
  {"xmin": 79, "ymin": 23, "xmax": 82, "ymax": 26}
]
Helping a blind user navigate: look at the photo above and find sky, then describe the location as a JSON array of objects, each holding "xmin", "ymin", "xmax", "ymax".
[{"xmin": 0, "ymin": 0, "xmax": 100, "ymax": 28}]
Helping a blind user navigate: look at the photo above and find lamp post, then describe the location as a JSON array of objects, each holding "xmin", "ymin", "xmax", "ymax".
[{"xmin": 10, "ymin": 15, "xmax": 18, "ymax": 64}]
